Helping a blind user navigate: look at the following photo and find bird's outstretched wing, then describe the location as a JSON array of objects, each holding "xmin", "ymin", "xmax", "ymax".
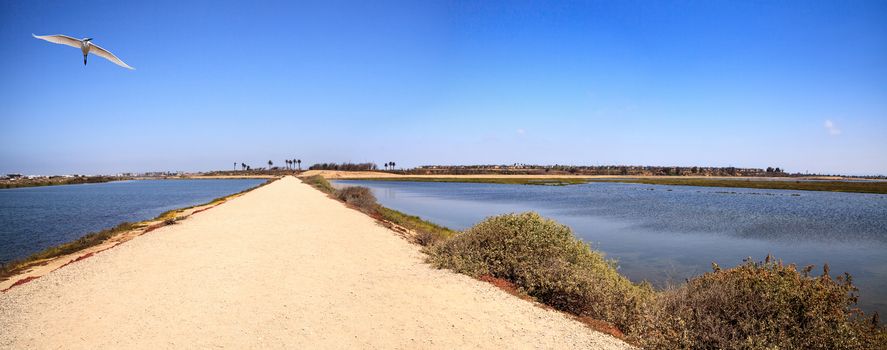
[
  {"xmin": 88, "ymin": 43, "xmax": 134, "ymax": 70},
  {"xmin": 32, "ymin": 34, "xmax": 82, "ymax": 48}
]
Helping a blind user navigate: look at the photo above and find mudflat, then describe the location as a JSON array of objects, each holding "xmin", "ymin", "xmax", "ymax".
[{"xmin": 0, "ymin": 176, "xmax": 630, "ymax": 349}]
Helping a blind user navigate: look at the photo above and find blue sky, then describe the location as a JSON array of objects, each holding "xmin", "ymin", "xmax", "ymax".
[{"xmin": 1, "ymin": 1, "xmax": 885, "ymax": 175}]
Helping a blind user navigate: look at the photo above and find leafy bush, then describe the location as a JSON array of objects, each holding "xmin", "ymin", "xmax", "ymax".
[
  {"xmin": 639, "ymin": 257, "xmax": 885, "ymax": 349},
  {"xmin": 335, "ymin": 186, "xmax": 378, "ymax": 213},
  {"xmin": 427, "ymin": 212, "xmax": 653, "ymax": 332},
  {"xmin": 302, "ymin": 175, "xmax": 335, "ymax": 194}
]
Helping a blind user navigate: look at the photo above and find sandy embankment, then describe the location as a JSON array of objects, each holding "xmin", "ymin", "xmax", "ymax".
[
  {"xmin": 0, "ymin": 176, "xmax": 631, "ymax": 349},
  {"xmin": 182, "ymin": 175, "xmax": 279, "ymax": 179},
  {"xmin": 299, "ymin": 169, "xmax": 602, "ymax": 179},
  {"xmin": 300, "ymin": 170, "xmax": 873, "ymax": 182}
]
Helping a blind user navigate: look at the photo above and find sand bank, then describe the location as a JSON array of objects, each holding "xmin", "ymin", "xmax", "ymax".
[
  {"xmin": 299, "ymin": 169, "xmax": 815, "ymax": 180},
  {"xmin": 0, "ymin": 176, "xmax": 630, "ymax": 349}
]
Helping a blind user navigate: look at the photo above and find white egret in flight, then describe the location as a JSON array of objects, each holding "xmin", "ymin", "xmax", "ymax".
[{"xmin": 32, "ymin": 34, "xmax": 134, "ymax": 70}]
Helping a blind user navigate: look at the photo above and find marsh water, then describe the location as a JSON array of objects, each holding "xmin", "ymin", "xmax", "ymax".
[
  {"xmin": 0, "ymin": 179, "xmax": 266, "ymax": 265},
  {"xmin": 335, "ymin": 180, "xmax": 887, "ymax": 315}
]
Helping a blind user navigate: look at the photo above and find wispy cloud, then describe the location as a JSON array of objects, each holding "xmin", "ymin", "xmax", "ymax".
[{"xmin": 824, "ymin": 120, "xmax": 841, "ymax": 136}]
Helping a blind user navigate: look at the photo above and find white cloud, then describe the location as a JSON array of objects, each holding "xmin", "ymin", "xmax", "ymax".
[{"xmin": 824, "ymin": 120, "xmax": 841, "ymax": 135}]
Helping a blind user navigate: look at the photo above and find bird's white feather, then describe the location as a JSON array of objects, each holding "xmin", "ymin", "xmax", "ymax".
[
  {"xmin": 88, "ymin": 43, "xmax": 134, "ymax": 70},
  {"xmin": 32, "ymin": 34, "xmax": 82, "ymax": 48}
]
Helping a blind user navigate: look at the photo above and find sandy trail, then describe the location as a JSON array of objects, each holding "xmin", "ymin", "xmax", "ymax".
[{"xmin": 0, "ymin": 176, "xmax": 630, "ymax": 349}]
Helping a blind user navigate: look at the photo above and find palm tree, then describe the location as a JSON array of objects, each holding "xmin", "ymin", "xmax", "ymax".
[
  {"xmin": 287, "ymin": 159, "xmax": 292, "ymax": 170},
  {"xmin": 241, "ymin": 163, "xmax": 246, "ymax": 171},
  {"xmin": 234, "ymin": 162, "xmax": 238, "ymax": 171},
  {"xmin": 296, "ymin": 159, "xmax": 301, "ymax": 171},
  {"xmin": 390, "ymin": 161, "xmax": 396, "ymax": 171},
  {"xmin": 268, "ymin": 160, "xmax": 273, "ymax": 170}
]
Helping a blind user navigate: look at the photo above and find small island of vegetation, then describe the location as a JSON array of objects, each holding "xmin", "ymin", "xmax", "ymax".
[{"xmin": 0, "ymin": 174, "xmax": 128, "ymax": 189}]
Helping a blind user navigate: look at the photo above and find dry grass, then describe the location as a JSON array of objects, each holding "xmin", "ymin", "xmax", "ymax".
[
  {"xmin": 376, "ymin": 207, "xmax": 456, "ymax": 246},
  {"xmin": 0, "ymin": 222, "xmax": 136, "ymax": 280},
  {"xmin": 335, "ymin": 186, "xmax": 379, "ymax": 214}
]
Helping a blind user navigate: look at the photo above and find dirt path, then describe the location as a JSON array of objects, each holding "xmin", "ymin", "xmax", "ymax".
[{"xmin": 0, "ymin": 176, "xmax": 631, "ymax": 349}]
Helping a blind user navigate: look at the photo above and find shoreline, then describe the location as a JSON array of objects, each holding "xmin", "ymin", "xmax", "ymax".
[
  {"xmin": 305, "ymin": 170, "xmax": 887, "ymax": 194},
  {"xmin": 0, "ymin": 178, "xmax": 276, "ymax": 290},
  {"xmin": 0, "ymin": 175, "xmax": 276, "ymax": 190}
]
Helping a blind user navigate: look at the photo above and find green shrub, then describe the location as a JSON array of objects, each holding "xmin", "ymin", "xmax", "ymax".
[
  {"xmin": 302, "ymin": 175, "xmax": 335, "ymax": 194},
  {"xmin": 335, "ymin": 186, "xmax": 378, "ymax": 213},
  {"xmin": 427, "ymin": 212, "xmax": 653, "ymax": 332},
  {"xmin": 639, "ymin": 257, "xmax": 885, "ymax": 349}
]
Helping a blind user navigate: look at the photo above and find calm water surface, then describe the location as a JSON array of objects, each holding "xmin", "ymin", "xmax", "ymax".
[
  {"xmin": 336, "ymin": 180, "xmax": 887, "ymax": 315},
  {"xmin": 0, "ymin": 179, "xmax": 265, "ymax": 265}
]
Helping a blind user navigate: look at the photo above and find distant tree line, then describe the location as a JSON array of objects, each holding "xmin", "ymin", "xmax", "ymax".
[
  {"xmin": 208, "ymin": 161, "xmax": 818, "ymax": 178},
  {"xmin": 408, "ymin": 164, "xmax": 788, "ymax": 177},
  {"xmin": 228, "ymin": 158, "xmax": 302, "ymax": 173},
  {"xmin": 309, "ymin": 162, "xmax": 378, "ymax": 171}
]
